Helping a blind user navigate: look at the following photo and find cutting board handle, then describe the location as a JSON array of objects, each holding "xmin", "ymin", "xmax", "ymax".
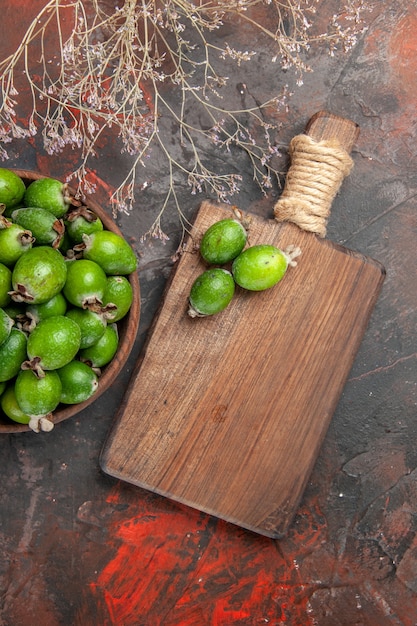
[{"xmin": 274, "ymin": 111, "xmax": 360, "ymax": 237}]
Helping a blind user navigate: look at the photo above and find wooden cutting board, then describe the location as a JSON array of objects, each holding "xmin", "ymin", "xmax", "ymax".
[{"xmin": 100, "ymin": 112, "xmax": 385, "ymax": 538}]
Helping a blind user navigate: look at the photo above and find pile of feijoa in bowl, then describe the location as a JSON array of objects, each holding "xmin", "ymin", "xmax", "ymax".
[
  {"xmin": 0, "ymin": 168, "xmax": 137, "ymax": 432},
  {"xmin": 188, "ymin": 215, "xmax": 301, "ymax": 318}
]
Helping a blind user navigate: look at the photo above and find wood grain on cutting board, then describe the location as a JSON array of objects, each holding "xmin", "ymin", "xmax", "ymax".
[{"xmin": 101, "ymin": 113, "xmax": 385, "ymax": 538}]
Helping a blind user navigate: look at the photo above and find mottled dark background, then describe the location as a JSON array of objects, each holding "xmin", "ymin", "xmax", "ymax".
[{"xmin": 1, "ymin": 1, "xmax": 417, "ymax": 624}]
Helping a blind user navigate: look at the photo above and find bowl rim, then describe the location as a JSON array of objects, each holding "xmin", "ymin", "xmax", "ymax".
[{"xmin": 0, "ymin": 169, "xmax": 140, "ymax": 434}]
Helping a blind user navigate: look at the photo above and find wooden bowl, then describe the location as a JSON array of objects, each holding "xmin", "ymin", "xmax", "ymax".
[{"xmin": 0, "ymin": 170, "xmax": 140, "ymax": 433}]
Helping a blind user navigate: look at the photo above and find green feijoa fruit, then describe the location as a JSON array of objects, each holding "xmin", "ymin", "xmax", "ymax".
[
  {"xmin": 63, "ymin": 259, "xmax": 107, "ymax": 308},
  {"xmin": 102, "ymin": 275, "xmax": 133, "ymax": 322},
  {"xmin": 0, "ymin": 223, "xmax": 34, "ymax": 266},
  {"xmin": 82, "ymin": 231, "xmax": 137, "ymax": 275},
  {"xmin": 0, "ymin": 168, "xmax": 26, "ymax": 209},
  {"xmin": 200, "ymin": 218, "xmax": 247, "ymax": 265},
  {"xmin": 58, "ymin": 230, "xmax": 73, "ymax": 255},
  {"xmin": 11, "ymin": 245, "xmax": 67, "ymax": 304},
  {"xmin": 23, "ymin": 315, "xmax": 81, "ymax": 376},
  {"xmin": 1, "ymin": 203, "xmax": 22, "ymax": 219},
  {"xmin": 12, "ymin": 207, "xmax": 65, "ymax": 249},
  {"xmin": 23, "ymin": 177, "xmax": 71, "ymax": 218},
  {"xmin": 188, "ymin": 268, "xmax": 235, "ymax": 318},
  {"xmin": 1, "ymin": 384, "xmax": 31, "ymax": 425},
  {"xmin": 0, "ymin": 308, "xmax": 14, "ymax": 346},
  {"xmin": 26, "ymin": 292, "xmax": 67, "ymax": 324},
  {"xmin": 65, "ymin": 207, "xmax": 103, "ymax": 244},
  {"xmin": 2, "ymin": 302, "xmax": 25, "ymax": 321},
  {"xmin": 0, "ymin": 328, "xmax": 27, "ymax": 382},
  {"xmin": 15, "ymin": 369, "xmax": 62, "ymax": 417},
  {"xmin": 57, "ymin": 360, "xmax": 99, "ymax": 404},
  {"xmin": 0, "ymin": 263, "xmax": 12, "ymax": 307},
  {"xmin": 66, "ymin": 307, "xmax": 106, "ymax": 349},
  {"xmin": 232, "ymin": 244, "xmax": 288, "ymax": 291},
  {"xmin": 79, "ymin": 323, "xmax": 119, "ymax": 368}
]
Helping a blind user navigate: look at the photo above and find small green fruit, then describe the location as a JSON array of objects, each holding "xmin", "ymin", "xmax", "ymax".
[
  {"xmin": 2, "ymin": 302, "xmax": 25, "ymax": 321},
  {"xmin": 82, "ymin": 231, "xmax": 137, "ymax": 275},
  {"xmin": 58, "ymin": 230, "xmax": 73, "ymax": 255},
  {"xmin": 0, "ymin": 328, "xmax": 27, "ymax": 382},
  {"xmin": 188, "ymin": 268, "xmax": 235, "ymax": 317},
  {"xmin": 12, "ymin": 207, "xmax": 65, "ymax": 248},
  {"xmin": 79, "ymin": 323, "xmax": 119, "ymax": 368},
  {"xmin": 0, "ymin": 308, "xmax": 14, "ymax": 347},
  {"xmin": 11, "ymin": 246, "xmax": 67, "ymax": 304},
  {"xmin": 102, "ymin": 275, "xmax": 133, "ymax": 322},
  {"xmin": 65, "ymin": 307, "xmax": 107, "ymax": 349},
  {"xmin": 0, "ymin": 168, "xmax": 26, "ymax": 208},
  {"xmin": 26, "ymin": 292, "xmax": 67, "ymax": 324},
  {"xmin": 23, "ymin": 177, "xmax": 71, "ymax": 218},
  {"xmin": 23, "ymin": 315, "xmax": 81, "ymax": 376},
  {"xmin": 1, "ymin": 384, "xmax": 31, "ymax": 425},
  {"xmin": 57, "ymin": 360, "xmax": 99, "ymax": 404},
  {"xmin": 0, "ymin": 263, "xmax": 12, "ymax": 307},
  {"xmin": 15, "ymin": 369, "xmax": 62, "ymax": 417},
  {"xmin": 65, "ymin": 207, "xmax": 103, "ymax": 244},
  {"xmin": 232, "ymin": 245, "xmax": 288, "ymax": 291},
  {"xmin": 63, "ymin": 259, "xmax": 107, "ymax": 308},
  {"xmin": 0, "ymin": 223, "xmax": 34, "ymax": 266},
  {"xmin": 200, "ymin": 218, "xmax": 247, "ymax": 265}
]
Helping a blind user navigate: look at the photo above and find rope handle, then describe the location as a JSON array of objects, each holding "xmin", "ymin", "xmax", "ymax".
[{"xmin": 273, "ymin": 112, "xmax": 359, "ymax": 238}]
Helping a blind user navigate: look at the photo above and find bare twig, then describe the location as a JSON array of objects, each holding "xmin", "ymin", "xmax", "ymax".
[{"xmin": 0, "ymin": 0, "xmax": 372, "ymax": 240}]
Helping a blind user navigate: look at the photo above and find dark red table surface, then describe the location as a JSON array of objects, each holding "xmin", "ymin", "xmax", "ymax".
[{"xmin": 1, "ymin": 1, "xmax": 417, "ymax": 624}]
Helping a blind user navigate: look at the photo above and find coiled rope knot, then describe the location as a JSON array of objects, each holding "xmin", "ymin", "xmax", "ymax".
[{"xmin": 273, "ymin": 134, "xmax": 354, "ymax": 238}]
